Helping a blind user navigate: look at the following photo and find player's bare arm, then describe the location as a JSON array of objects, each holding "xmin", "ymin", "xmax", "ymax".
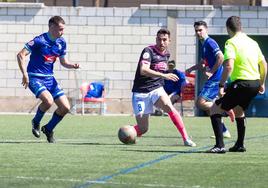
[
  {"xmin": 17, "ymin": 48, "xmax": 30, "ymax": 89},
  {"xmin": 59, "ymin": 57, "xmax": 80, "ymax": 69},
  {"xmin": 140, "ymin": 62, "xmax": 179, "ymax": 81},
  {"xmin": 206, "ymin": 52, "xmax": 224, "ymax": 79},
  {"xmin": 185, "ymin": 60, "xmax": 205, "ymax": 74}
]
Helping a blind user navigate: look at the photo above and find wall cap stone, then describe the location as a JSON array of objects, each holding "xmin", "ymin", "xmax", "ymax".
[
  {"xmin": 140, "ymin": 4, "xmax": 214, "ymax": 11},
  {"xmin": 0, "ymin": 2, "xmax": 44, "ymax": 8}
]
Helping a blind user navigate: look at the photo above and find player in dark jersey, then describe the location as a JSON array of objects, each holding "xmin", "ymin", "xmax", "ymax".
[
  {"xmin": 186, "ymin": 20, "xmax": 233, "ymax": 139},
  {"xmin": 17, "ymin": 16, "xmax": 79, "ymax": 143},
  {"xmin": 132, "ymin": 28, "xmax": 196, "ymax": 147}
]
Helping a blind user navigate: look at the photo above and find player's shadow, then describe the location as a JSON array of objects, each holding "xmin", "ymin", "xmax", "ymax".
[
  {"xmin": 64, "ymin": 142, "xmax": 122, "ymax": 146},
  {"xmin": 122, "ymin": 149, "xmax": 206, "ymax": 154},
  {"xmin": 0, "ymin": 140, "xmax": 43, "ymax": 144}
]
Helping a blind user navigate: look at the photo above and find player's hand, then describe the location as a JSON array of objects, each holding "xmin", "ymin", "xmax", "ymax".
[
  {"xmin": 185, "ymin": 68, "xmax": 191, "ymax": 75},
  {"xmin": 73, "ymin": 63, "xmax": 80, "ymax": 69},
  {"xmin": 163, "ymin": 73, "xmax": 179, "ymax": 81},
  {"xmin": 205, "ymin": 71, "xmax": 213, "ymax": 79},
  {"xmin": 259, "ymin": 84, "xmax": 265, "ymax": 94},
  {"xmin": 218, "ymin": 87, "xmax": 225, "ymax": 98},
  {"xmin": 22, "ymin": 74, "xmax": 29, "ymax": 89}
]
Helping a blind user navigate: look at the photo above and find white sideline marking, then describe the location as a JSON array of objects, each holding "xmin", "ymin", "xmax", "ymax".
[
  {"xmin": 0, "ymin": 175, "xmax": 193, "ymax": 187},
  {"xmin": 0, "ymin": 175, "xmax": 81, "ymax": 182},
  {"xmin": 0, "ymin": 139, "xmax": 98, "ymax": 143}
]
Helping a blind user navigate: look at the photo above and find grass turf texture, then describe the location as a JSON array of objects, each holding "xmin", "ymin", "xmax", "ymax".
[{"xmin": 0, "ymin": 115, "xmax": 268, "ymax": 188}]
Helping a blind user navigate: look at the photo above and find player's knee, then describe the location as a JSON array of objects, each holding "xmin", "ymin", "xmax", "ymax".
[
  {"xmin": 60, "ymin": 104, "xmax": 70, "ymax": 115},
  {"xmin": 162, "ymin": 104, "xmax": 173, "ymax": 113},
  {"xmin": 42, "ymin": 98, "xmax": 54, "ymax": 108},
  {"xmin": 196, "ymin": 99, "xmax": 203, "ymax": 109},
  {"xmin": 210, "ymin": 102, "xmax": 222, "ymax": 115}
]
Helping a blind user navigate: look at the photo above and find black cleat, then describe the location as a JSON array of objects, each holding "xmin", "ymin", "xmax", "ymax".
[
  {"xmin": 41, "ymin": 126, "xmax": 55, "ymax": 143},
  {"xmin": 206, "ymin": 146, "xmax": 226, "ymax": 154},
  {"xmin": 32, "ymin": 120, "xmax": 40, "ymax": 138},
  {"xmin": 229, "ymin": 145, "xmax": 246, "ymax": 152}
]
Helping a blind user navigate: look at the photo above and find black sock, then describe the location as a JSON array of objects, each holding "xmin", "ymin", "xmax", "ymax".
[
  {"xmin": 210, "ymin": 114, "xmax": 224, "ymax": 148},
  {"xmin": 235, "ymin": 117, "xmax": 246, "ymax": 147}
]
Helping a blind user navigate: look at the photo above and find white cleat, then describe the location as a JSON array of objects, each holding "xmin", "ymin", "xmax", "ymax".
[
  {"xmin": 184, "ymin": 139, "xmax": 196, "ymax": 147},
  {"xmin": 223, "ymin": 130, "xmax": 231, "ymax": 138}
]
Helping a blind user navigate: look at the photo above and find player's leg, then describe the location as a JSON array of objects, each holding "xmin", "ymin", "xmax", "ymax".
[
  {"xmin": 134, "ymin": 114, "xmax": 149, "ymax": 136},
  {"xmin": 199, "ymin": 81, "xmax": 232, "ymax": 137},
  {"xmin": 170, "ymin": 94, "xmax": 180, "ymax": 105},
  {"xmin": 28, "ymin": 76, "xmax": 54, "ymax": 138},
  {"xmin": 41, "ymin": 95, "xmax": 70, "ymax": 143},
  {"xmin": 229, "ymin": 106, "xmax": 246, "ymax": 152},
  {"xmin": 154, "ymin": 88, "xmax": 196, "ymax": 146},
  {"xmin": 132, "ymin": 92, "xmax": 151, "ymax": 137},
  {"xmin": 32, "ymin": 91, "xmax": 54, "ymax": 136},
  {"xmin": 41, "ymin": 77, "xmax": 68, "ymax": 143},
  {"xmin": 229, "ymin": 80, "xmax": 260, "ymax": 152},
  {"xmin": 208, "ymin": 102, "xmax": 226, "ymax": 153}
]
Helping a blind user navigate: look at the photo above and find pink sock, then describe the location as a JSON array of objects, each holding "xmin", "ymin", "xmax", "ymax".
[
  {"xmin": 134, "ymin": 125, "xmax": 142, "ymax": 137},
  {"xmin": 168, "ymin": 111, "xmax": 188, "ymax": 141}
]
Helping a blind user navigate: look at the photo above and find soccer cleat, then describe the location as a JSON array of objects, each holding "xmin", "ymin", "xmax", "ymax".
[
  {"xmin": 226, "ymin": 109, "xmax": 235, "ymax": 122},
  {"xmin": 32, "ymin": 120, "xmax": 40, "ymax": 138},
  {"xmin": 41, "ymin": 126, "xmax": 55, "ymax": 143},
  {"xmin": 229, "ymin": 145, "xmax": 246, "ymax": 152},
  {"xmin": 206, "ymin": 146, "xmax": 226, "ymax": 154},
  {"xmin": 184, "ymin": 139, "xmax": 196, "ymax": 147},
  {"xmin": 223, "ymin": 130, "xmax": 231, "ymax": 138}
]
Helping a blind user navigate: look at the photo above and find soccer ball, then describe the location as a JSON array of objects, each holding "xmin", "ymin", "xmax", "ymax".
[{"xmin": 118, "ymin": 125, "xmax": 137, "ymax": 144}]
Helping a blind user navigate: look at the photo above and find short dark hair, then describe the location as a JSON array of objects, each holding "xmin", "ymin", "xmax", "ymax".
[
  {"xmin": 194, "ymin": 20, "xmax": 207, "ymax": 28},
  {"xmin": 157, "ymin": 28, "xmax": 170, "ymax": 37},
  {"xmin": 48, "ymin": 16, "xmax": 65, "ymax": 27},
  {"xmin": 168, "ymin": 60, "xmax": 176, "ymax": 67},
  {"xmin": 226, "ymin": 16, "xmax": 241, "ymax": 32}
]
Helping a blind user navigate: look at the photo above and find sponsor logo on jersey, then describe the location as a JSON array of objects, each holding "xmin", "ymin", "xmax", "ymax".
[
  {"xmin": 57, "ymin": 43, "xmax": 62, "ymax": 50},
  {"xmin": 43, "ymin": 55, "xmax": 57, "ymax": 63},
  {"xmin": 142, "ymin": 52, "xmax": 150, "ymax": 59},
  {"xmin": 152, "ymin": 61, "xmax": 167, "ymax": 71}
]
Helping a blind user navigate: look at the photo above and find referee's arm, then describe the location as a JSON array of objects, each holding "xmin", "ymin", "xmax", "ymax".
[
  {"xmin": 219, "ymin": 58, "xmax": 234, "ymax": 86},
  {"xmin": 258, "ymin": 58, "xmax": 267, "ymax": 94}
]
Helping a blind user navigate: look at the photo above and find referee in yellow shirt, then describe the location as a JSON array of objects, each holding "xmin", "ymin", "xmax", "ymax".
[{"xmin": 208, "ymin": 16, "xmax": 267, "ymax": 153}]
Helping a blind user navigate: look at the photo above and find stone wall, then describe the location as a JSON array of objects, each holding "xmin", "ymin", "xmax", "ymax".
[{"xmin": 0, "ymin": 2, "xmax": 268, "ymax": 114}]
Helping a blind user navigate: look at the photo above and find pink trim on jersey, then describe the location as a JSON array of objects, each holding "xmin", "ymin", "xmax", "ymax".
[
  {"xmin": 140, "ymin": 60, "xmax": 150, "ymax": 65},
  {"xmin": 149, "ymin": 45, "xmax": 168, "ymax": 56}
]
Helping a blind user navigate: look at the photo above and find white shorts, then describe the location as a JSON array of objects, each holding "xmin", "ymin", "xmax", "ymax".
[{"xmin": 132, "ymin": 87, "xmax": 166, "ymax": 115}]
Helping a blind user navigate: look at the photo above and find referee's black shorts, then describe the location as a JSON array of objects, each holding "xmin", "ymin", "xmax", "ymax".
[{"xmin": 216, "ymin": 79, "xmax": 260, "ymax": 111}]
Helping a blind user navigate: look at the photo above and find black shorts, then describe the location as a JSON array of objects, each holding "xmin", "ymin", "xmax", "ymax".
[{"xmin": 216, "ymin": 80, "xmax": 260, "ymax": 111}]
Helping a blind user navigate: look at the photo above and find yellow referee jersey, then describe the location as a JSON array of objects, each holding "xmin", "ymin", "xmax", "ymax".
[{"xmin": 224, "ymin": 32, "xmax": 264, "ymax": 82}]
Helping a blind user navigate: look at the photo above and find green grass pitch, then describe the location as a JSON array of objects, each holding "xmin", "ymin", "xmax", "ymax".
[{"xmin": 0, "ymin": 115, "xmax": 268, "ymax": 188}]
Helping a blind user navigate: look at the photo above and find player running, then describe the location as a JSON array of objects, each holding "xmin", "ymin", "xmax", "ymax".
[
  {"xmin": 17, "ymin": 16, "xmax": 79, "ymax": 143},
  {"xmin": 131, "ymin": 28, "xmax": 196, "ymax": 147}
]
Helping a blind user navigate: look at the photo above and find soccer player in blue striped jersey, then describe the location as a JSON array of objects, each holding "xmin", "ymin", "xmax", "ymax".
[
  {"xmin": 186, "ymin": 20, "xmax": 233, "ymax": 138},
  {"xmin": 17, "ymin": 16, "xmax": 79, "ymax": 143}
]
